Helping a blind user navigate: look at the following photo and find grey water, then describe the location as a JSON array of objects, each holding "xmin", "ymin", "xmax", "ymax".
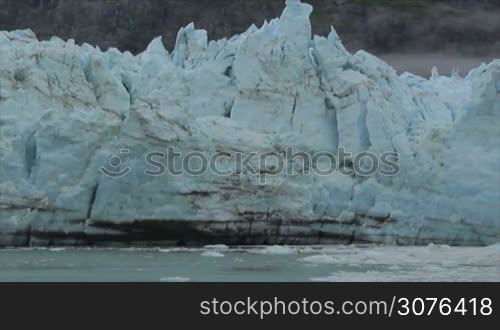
[{"xmin": 0, "ymin": 245, "xmax": 498, "ymax": 282}]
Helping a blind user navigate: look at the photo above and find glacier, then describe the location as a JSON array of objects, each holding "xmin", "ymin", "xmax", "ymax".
[{"xmin": 0, "ymin": 0, "xmax": 499, "ymax": 247}]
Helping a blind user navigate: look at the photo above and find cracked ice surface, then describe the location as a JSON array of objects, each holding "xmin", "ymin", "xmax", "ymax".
[{"xmin": 0, "ymin": 0, "xmax": 499, "ymax": 246}]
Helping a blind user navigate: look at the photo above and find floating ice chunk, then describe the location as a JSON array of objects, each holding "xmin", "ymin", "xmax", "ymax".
[
  {"xmin": 300, "ymin": 254, "xmax": 338, "ymax": 264},
  {"xmin": 255, "ymin": 245, "xmax": 298, "ymax": 255},
  {"xmin": 203, "ymin": 244, "xmax": 230, "ymax": 251},
  {"xmin": 49, "ymin": 247, "xmax": 66, "ymax": 252},
  {"xmin": 485, "ymin": 243, "xmax": 500, "ymax": 250},
  {"xmin": 160, "ymin": 276, "xmax": 191, "ymax": 282},
  {"xmin": 201, "ymin": 251, "xmax": 225, "ymax": 257}
]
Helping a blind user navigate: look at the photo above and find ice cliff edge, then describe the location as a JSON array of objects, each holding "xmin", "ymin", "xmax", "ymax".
[{"xmin": 0, "ymin": 0, "xmax": 499, "ymax": 246}]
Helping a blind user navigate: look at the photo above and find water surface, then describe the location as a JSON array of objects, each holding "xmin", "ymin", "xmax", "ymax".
[{"xmin": 0, "ymin": 245, "xmax": 498, "ymax": 282}]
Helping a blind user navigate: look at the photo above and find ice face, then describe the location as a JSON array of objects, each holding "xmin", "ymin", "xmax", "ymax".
[{"xmin": 0, "ymin": 1, "xmax": 499, "ymax": 247}]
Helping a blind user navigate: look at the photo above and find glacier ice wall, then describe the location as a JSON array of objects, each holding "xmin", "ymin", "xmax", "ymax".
[{"xmin": 0, "ymin": 0, "xmax": 499, "ymax": 246}]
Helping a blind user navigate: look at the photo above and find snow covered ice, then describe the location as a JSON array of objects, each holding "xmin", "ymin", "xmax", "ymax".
[{"xmin": 0, "ymin": 0, "xmax": 499, "ymax": 247}]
